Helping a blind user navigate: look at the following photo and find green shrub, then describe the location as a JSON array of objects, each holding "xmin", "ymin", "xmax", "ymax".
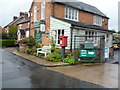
[
  {"xmin": 29, "ymin": 36, "xmax": 35, "ymax": 46},
  {"xmin": 0, "ymin": 33, "xmax": 10, "ymax": 39},
  {"xmin": 25, "ymin": 48, "xmax": 32, "ymax": 54},
  {"xmin": 38, "ymin": 53, "xmax": 45, "ymax": 57},
  {"xmin": 49, "ymin": 39, "xmax": 56, "ymax": 52},
  {"xmin": 34, "ymin": 42, "xmax": 41, "ymax": 48},
  {"xmin": 1, "ymin": 39, "xmax": 15, "ymax": 47},
  {"xmin": 45, "ymin": 49, "xmax": 62, "ymax": 62},
  {"xmin": 63, "ymin": 57, "xmax": 75, "ymax": 64},
  {"xmin": 65, "ymin": 52, "xmax": 73, "ymax": 58}
]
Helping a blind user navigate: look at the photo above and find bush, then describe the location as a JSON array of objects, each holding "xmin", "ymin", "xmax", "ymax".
[
  {"xmin": 45, "ymin": 49, "xmax": 62, "ymax": 62},
  {"xmin": 30, "ymin": 47, "xmax": 37, "ymax": 55},
  {"xmin": 29, "ymin": 36, "xmax": 35, "ymax": 46},
  {"xmin": 49, "ymin": 39, "xmax": 56, "ymax": 52},
  {"xmin": 63, "ymin": 57, "xmax": 75, "ymax": 64},
  {"xmin": 25, "ymin": 48, "xmax": 32, "ymax": 54},
  {"xmin": 1, "ymin": 39, "xmax": 15, "ymax": 47},
  {"xmin": 0, "ymin": 33, "xmax": 10, "ymax": 39}
]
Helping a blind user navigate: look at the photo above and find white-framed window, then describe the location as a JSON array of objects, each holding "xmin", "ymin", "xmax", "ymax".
[
  {"xmin": 41, "ymin": 1, "xmax": 46, "ymax": 20},
  {"xmin": 55, "ymin": 29, "xmax": 64, "ymax": 45},
  {"xmin": 85, "ymin": 31, "xmax": 98, "ymax": 45},
  {"xmin": 94, "ymin": 15, "xmax": 102, "ymax": 26},
  {"xmin": 34, "ymin": 6, "xmax": 37, "ymax": 22},
  {"xmin": 65, "ymin": 7, "xmax": 78, "ymax": 21}
]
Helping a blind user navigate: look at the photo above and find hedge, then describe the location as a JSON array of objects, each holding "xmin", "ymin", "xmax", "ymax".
[{"xmin": 0, "ymin": 39, "xmax": 15, "ymax": 47}]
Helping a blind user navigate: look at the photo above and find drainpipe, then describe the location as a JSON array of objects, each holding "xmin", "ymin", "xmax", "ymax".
[
  {"xmin": 29, "ymin": 10, "xmax": 31, "ymax": 42},
  {"xmin": 70, "ymin": 26, "xmax": 74, "ymax": 52}
]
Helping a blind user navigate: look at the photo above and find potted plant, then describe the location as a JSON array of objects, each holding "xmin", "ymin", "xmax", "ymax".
[{"xmin": 19, "ymin": 38, "xmax": 28, "ymax": 53}]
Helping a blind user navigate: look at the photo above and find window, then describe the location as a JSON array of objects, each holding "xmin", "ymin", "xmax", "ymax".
[
  {"xmin": 55, "ymin": 29, "xmax": 64, "ymax": 44},
  {"xmin": 41, "ymin": 1, "xmax": 46, "ymax": 20},
  {"xmin": 94, "ymin": 15, "xmax": 102, "ymax": 26},
  {"xmin": 65, "ymin": 7, "xmax": 78, "ymax": 21},
  {"xmin": 85, "ymin": 31, "xmax": 97, "ymax": 43},
  {"xmin": 34, "ymin": 6, "xmax": 37, "ymax": 22}
]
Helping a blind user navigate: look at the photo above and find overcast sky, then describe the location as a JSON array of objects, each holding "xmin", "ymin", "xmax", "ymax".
[{"xmin": 0, "ymin": 0, "xmax": 119, "ymax": 32}]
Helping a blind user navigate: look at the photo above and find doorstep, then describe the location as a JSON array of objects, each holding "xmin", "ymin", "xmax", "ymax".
[{"xmin": 12, "ymin": 51, "xmax": 69, "ymax": 67}]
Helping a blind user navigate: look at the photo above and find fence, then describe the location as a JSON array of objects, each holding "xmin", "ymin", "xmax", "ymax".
[{"xmin": 73, "ymin": 35, "xmax": 105, "ymax": 62}]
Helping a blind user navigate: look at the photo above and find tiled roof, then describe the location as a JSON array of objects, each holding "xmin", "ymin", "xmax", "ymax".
[
  {"xmin": 4, "ymin": 16, "xmax": 23, "ymax": 27},
  {"xmin": 52, "ymin": 0, "xmax": 108, "ymax": 18},
  {"xmin": 53, "ymin": 17, "xmax": 115, "ymax": 33},
  {"xmin": 17, "ymin": 17, "xmax": 30, "ymax": 25}
]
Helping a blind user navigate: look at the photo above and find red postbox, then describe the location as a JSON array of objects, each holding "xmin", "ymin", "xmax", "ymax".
[{"xmin": 59, "ymin": 36, "xmax": 68, "ymax": 47}]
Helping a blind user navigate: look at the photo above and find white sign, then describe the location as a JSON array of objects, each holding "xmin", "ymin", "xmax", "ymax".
[
  {"xmin": 104, "ymin": 47, "xmax": 109, "ymax": 59},
  {"xmin": 40, "ymin": 24, "xmax": 45, "ymax": 32}
]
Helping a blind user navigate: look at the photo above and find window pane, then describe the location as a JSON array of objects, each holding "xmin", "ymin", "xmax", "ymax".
[
  {"xmin": 72, "ymin": 9, "xmax": 74, "ymax": 19},
  {"xmin": 75, "ymin": 10, "xmax": 77, "ymax": 20},
  {"xmin": 62, "ymin": 30, "xmax": 64, "ymax": 36},
  {"xmin": 66, "ymin": 7, "xmax": 68, "ymax": 18},
  {"xmin": 69, "ymin": 8, "xmax": 71, "ymax": 19},
  {"xmin": 58, "ymin": 30, "xmax": 60, "ymax": 44}
]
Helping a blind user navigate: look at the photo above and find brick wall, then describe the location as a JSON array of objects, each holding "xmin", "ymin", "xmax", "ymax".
[
  {"xmin": 29, "ymin": 2, "xmax": 52, "ymax": 46},
  {"xmin": 79, "ymin": 11, "xmax": 93, "ymax": 24},
  {"xmin": 102, "ymin": 17, "xmax": 108, "ymax": 29},
  {"xmin": 19, "ymin": 22, "xmax": 29, "ymax": 30}
]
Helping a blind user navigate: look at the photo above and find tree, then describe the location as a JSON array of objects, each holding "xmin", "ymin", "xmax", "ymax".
[{"xmin": 9, "ymin": 25, "xmax": 17, "ymax": 39}]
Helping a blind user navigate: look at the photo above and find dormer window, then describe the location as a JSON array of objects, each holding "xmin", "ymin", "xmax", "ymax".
[
  {"xmin": 65, "ymin": 7, "xmax": 78, "ymax": 21},
  {"xmin": 94, "ymin": 15, "xmax": 102, "ymax": 26},
  {"xmin": 41, "ymin": 1, "xmax": 46, "ymax": 20},
  {"xmin": 34, "ymin": 6, "xmax": 37, "ymax": 22}
]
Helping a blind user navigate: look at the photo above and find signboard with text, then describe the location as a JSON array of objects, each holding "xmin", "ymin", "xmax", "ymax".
[{"xmin": 80, "ymin": 49, "xmax": 96, "ymax": 57}]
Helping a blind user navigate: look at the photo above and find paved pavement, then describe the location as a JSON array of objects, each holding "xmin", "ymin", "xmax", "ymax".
[
  {"xmin": 48, "ymin": 63, "xmax": 118, "ymax": 88},
  {"xmin": 2, "ymin": 48, "xmax": 107, "ymax": 88}
]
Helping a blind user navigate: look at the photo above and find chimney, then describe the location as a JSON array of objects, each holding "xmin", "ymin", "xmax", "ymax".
[
  {"xmin": 20, "ymin": 12, "xmax": 24, "ymax": 16},
  {"xmin": 13, "ymin": 16, "xmax": 17, "ymax": 21},
  {"xmin": 24, "ymin": 12, "xmax": 28, "ymax": 18}
]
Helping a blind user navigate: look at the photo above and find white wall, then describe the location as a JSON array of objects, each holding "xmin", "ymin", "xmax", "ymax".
[
  {"xmin": 50, "ymin": 17, "xmax": 71, "ymax": 49},
  {"xmin": 50, "ymin": 17, "xmax": 113, "ymax": 50}
]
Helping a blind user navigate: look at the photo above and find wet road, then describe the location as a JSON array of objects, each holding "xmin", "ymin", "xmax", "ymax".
[{"xmin": 2, "ymin": 49, "xmax": 105, "ymax": 88}]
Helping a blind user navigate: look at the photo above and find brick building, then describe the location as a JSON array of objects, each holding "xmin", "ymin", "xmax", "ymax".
[
  {"xmin": 17, "ymin": 14, "xmax": 30, "ymax": 40},
  {"xmin": 4, "ymin": 12, "xmax": 28, "ymax": 34},
  {"xmin": 29, "ymin": 0, "xmax": 115, "ymax": 49}
]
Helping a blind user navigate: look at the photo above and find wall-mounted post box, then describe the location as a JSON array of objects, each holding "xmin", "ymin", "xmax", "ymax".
[{"xmin": 59, "ymin": 36, "xmax": 68, "ymax": 47}]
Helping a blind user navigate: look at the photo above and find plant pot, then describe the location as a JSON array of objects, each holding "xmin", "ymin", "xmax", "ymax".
[{"xmin": 19, "ymin": 44, "xmax": 27, "ymax": 53}]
